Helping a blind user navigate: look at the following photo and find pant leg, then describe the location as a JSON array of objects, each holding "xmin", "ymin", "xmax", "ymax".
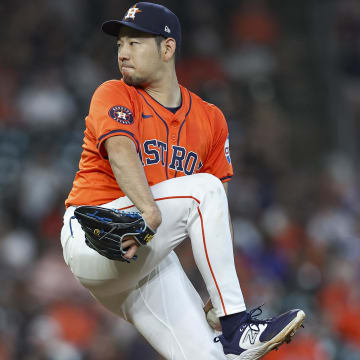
[
  {"xmin": 61, "ymin": 173, "xmax": 245, "ymax": 313},
  {"xmin": 61, "ymin": 190, "xmax": 190, "ymax": 295},
  {"xmin": 91, "ymin": 252, "xmax": 226, "ymax": 360},
  {"xmin": 144, "ymin": 173, "xmax": 245, "ymax": 316}
]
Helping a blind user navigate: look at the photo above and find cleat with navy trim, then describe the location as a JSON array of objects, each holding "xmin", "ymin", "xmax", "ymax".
[{"xmin": 214, "ymin": 306, "xmax": 305, "ymax": 360}]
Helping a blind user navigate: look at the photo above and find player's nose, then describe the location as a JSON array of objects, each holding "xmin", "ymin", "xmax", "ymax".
[{"xmin": 118, "ymin": 44, "xmax": 130, "ymax": 61}]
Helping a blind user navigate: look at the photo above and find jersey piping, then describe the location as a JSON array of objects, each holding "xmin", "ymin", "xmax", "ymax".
[
  {"xmin": 220, "ymin": 175, "xmax": 232, "ymax": 182},
  {"xmin": 175, "ymin": 89, "xmax": 192, "ymax": 178},
  {"xmin": 136, "ymin": 89, "xmax": 170, "ymax": 179},
  {"xmin": 97, "ymin": 129, "xmax": 140, "ymax": 154}
]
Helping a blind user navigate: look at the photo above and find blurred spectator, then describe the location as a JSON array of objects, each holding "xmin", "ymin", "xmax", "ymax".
[
  {"xmin": 336, "ymin": 0, "xmax": 360, "ymax": 78},
  {"xmin": 0, "ymin": 229, "xmax": 36, "ymax": 270},
  {"xmin": 230, "ymin": 0, "xmax": 279, "ymax": 46},
  {"xmin": 0, "ymin": 65, "xmax": 19, "ymax": 125},
  {"xmin": 19, "ymin": 152, "xmax": 63, "ymax": 223},
  {"xmin": 223, "ymin": 0, "xmax": 279, "ymax": 83},
  {"xmin": 17, "ymin": 68, "xmax": 77, "ymax": 128}
]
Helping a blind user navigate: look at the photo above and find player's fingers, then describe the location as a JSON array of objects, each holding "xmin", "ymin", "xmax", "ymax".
[
  {"xmin": 122, "ymin": 237, "xmax": 137, "ymax": 249},
  {"xmin": 124, "ymin": 244, "xmax": 139, "ymax": 259}
]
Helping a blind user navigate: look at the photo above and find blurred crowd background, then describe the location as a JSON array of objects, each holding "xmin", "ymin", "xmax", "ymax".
[{"xmin": 1, "ymin": 0, "xmax": 360, "ymax": 359}]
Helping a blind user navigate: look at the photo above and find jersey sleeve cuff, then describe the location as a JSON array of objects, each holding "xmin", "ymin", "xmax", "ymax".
[
  {"xmin": 97, "ymin": 129, "xmax": 140, "ymax": 159},
  {"xmin": 220, "ymin": 175, "xmax": 232, "ymax": 183}
]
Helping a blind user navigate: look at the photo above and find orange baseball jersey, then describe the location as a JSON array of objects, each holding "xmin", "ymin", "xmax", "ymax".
[{"xmin": 65, "ymin": 79, "xmax": 233, "ymax": 207}]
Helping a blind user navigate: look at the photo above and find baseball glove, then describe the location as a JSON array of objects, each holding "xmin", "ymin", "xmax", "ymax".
[{"xmin": 73, "ymin": 206, "xmax": 156, "ymax": 263}]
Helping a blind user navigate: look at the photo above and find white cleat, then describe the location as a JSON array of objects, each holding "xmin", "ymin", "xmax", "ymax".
[{"xmin": 215, "ymin": 307, "xmax": 305, "ymax": 360}]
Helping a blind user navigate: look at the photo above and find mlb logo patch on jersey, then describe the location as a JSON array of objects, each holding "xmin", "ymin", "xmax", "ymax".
[
  {"xmin": 224, "ymin": 135, "xmax": 231, "ymax": 164},
  {"xmin": 109, "ymin": 106, "xmax": 134, "ymax": 125}
]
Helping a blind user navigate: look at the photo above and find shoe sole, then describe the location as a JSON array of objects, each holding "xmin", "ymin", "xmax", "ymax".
[{"xmin": 228, "ymin": 310, "xmax": 306, "ymax": 360}]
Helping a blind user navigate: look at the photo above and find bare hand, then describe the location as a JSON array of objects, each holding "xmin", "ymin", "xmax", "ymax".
[
  {"xmin": 203, "ymin": 298, "xmax": 222, "ymax": 331},
  {"xmin": 122, "ymin": 237, "xmax": 139, "ymax": 260}
]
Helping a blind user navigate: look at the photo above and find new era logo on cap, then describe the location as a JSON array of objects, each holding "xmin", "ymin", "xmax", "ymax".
[{"xmin": 164, "ymin": 25, "xmax": 171, "ymax": 33}]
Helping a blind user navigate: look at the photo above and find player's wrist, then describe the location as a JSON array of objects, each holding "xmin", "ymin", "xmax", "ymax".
[{"xmin": 142, "ymin": 206, "xmax": 162, "ymax": 230}]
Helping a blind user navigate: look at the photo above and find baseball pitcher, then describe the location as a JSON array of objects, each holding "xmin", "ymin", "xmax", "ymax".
[{"xmin": 61, "ymin": 3, "xmax": 305, "ymax": 359}]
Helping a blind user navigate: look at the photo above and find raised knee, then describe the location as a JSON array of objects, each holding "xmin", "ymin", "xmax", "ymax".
[
  {"xmin": 192, "ymin": 173, "xmax": 225, "ymax": 197},
  {"xmin": 198, "ymin": 173, "xmax": 223, "ymax": 187}
]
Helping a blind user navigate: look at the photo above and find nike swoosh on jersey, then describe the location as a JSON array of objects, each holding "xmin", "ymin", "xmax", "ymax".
[{"xmin": 142, "ymin": 113, "xmax": 153, "ymax": 118}]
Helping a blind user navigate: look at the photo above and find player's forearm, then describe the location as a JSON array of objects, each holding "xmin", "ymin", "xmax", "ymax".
[{"xmin": 105, "ymin": 136, "xmax": 162, "ymax": 229}]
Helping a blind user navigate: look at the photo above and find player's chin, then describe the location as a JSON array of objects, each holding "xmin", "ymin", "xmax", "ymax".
[{"xmin": 122, "ymin": 75, "xmax": 145, "ymax": 87}]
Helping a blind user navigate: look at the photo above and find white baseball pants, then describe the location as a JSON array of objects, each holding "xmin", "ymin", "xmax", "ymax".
[{"xmin": 61, "ymin": 173, "xmax": 246, "ymax": 360}]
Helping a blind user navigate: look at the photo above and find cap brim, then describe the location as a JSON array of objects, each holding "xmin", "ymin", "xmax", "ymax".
[{"xmin": 102, "ymin": 20, "xmax": 160, "ymax": 37}]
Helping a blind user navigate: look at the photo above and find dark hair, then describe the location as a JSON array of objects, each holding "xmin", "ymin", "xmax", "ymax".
[
  {"xmin": 154, "ymin": 35, "xmax": 178, "ymax": 61},
  {"xmin": 155, "ymin": 35, "xmax": 165, "ymax": 48}
]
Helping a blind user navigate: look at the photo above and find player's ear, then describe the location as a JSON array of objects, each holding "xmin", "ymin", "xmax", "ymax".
[{"xmin": 162, "ymin": 38, "xmax": 176, "ymax": 62}]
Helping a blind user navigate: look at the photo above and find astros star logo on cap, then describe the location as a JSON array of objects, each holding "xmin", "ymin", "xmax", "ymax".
[{"xmin": 124, "ymin": 4, "xmax": 142, "ymax": 20}]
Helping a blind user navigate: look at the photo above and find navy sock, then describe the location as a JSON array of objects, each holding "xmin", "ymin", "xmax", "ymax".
[{"xmin": 220, "ymin": 311, "xmax": 247, "ymax": 339}]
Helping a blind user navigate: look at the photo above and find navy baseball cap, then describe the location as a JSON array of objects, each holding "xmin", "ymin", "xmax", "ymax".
[{"xmin": 102, "ymin": 2, "xmax": 181, "ymax": 51}]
